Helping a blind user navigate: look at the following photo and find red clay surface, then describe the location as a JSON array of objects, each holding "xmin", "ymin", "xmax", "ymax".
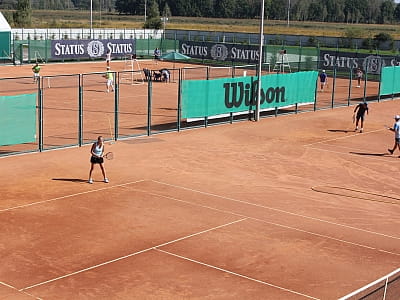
[{"xmin": 1, "ymin": 81, "xmax": 400, "ymax": 300}]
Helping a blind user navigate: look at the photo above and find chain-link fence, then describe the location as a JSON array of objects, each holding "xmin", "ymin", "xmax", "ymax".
[{"xmin": 1, "ymin": 60, "xmax": 399, "ymax": 156}]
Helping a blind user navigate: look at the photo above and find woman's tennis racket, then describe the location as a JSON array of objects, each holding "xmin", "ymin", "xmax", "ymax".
[{"xmin": 104, "ymin": 152, "xmax": 114, "ymax": 160}]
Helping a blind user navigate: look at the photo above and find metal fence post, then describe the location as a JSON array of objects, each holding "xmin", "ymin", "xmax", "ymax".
[
  {"xmin": 348, "ymin": 63, "xmax": 353, "ymax": 106},
  {"xmin": 114, "ymin": 72, "xmax": 119, "ymax": 140},
  {"xmin": 331, "ymin": 67, "xmax": 337, "ymax": 108},
  {"xmin": 363, "ymin": 62, "xmax": 368, "ymax": 102},
  {"xmin": 177, "ymin": 68, "xmax": 182, "ymax": 132},
  {"xmin": 78, "ymin": 74, "xmax": 83, "ymax": 146},
  {"xmin": 147, "ymin": 78, "xmax": 152, "ymax": 136},
  {"xmin": 38, "ymin": 77, "xmax": 43, "ymax": 151}
]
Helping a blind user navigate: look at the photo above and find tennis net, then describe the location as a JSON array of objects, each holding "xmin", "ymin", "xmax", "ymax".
[{"xmin": 339, "ymin": 268, "xmax": 400, "ymax": 300}]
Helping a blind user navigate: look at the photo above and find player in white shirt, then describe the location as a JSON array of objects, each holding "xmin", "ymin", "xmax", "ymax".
[{"xmin": 387, "ymin": 115, "xmax": 400, "ymax": 155}]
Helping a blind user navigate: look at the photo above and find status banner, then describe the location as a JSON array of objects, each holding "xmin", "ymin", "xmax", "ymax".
[
  {"xmin": 51, "ymin": 39, "xmax": 135, "ymax": 59},
  {"xmin": 320, "ymin": 50, "xmax": 400, "ymax": 75},
  {"xmin": 182, "ymin": 71, "xmax": 317, "ymax": 119},
  {"xmin": 180, "ymin": 41, "xmax": 261, "ymax": 63}
]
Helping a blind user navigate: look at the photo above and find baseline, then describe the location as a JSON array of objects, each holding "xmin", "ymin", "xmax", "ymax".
[
  {"xmin": 150, "ymin": 180, "xmax": 400, "ymax": 241},
  {"xmin": 125, "ymin": 185, "xmax": 400, "ymax": 256},
  {"xmin": 0, "ymin": 179, "xmax": 145, "ymax": 213},
  {"xmin": 303, "ymin": 128, "xmax": 385, "ymax": 147},
  {"xmin": 156, "ymin": 249, "xmax": 320, "ymax": 300},
  {"xmin": 20, "ymin": 218, "xmax": 247, "ymax": 291}
]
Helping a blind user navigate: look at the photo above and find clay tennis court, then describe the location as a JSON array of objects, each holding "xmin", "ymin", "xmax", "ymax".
[{"xmin": 1, "ymin": 61, "xmax": 399, "ymax": 299}]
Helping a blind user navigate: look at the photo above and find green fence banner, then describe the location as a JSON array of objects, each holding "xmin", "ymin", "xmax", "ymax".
[
  {"xmin": 380, "ymin": 66, "xmax": 400, "ymax": 96},
  {"xmin": 182, "ymin": 71, "xmax": 317, "ymax": 118},
  {"xmin": 0, "ymin": 93, "xmax": 37, "ymax": 146}
]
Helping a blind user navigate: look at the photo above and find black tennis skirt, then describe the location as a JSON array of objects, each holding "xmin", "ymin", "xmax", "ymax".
[{"xmin": 90, "ymin": 156, "xmax": 104, "ymax": 164}]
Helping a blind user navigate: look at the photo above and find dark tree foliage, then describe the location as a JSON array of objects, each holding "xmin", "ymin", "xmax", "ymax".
[{"xmin": 1, "ymin": 0, "xmax": 400, "ymax": 24}]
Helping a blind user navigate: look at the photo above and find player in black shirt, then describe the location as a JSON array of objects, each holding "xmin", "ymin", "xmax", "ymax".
[{"xmin": 353, "ymin": 102, "xmax": 369, "ymax": 133}]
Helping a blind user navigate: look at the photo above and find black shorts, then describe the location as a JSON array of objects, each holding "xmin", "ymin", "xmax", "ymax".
[
  {"xmin": 396, "ymin": 137, "xmax": 400, "ymax": 143},
  {"xmin": 356, "ymin": 113, "xmax": 365, "ymax": 121},
  {"xmin": 90, "ymin": 156, "xmax": 104, "ymax": 164}
]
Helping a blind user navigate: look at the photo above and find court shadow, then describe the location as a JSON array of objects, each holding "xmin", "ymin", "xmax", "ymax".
[
  {"xmin": 350, "ymin": 152, "xmax": 387, "ymax": 157},
  {"xmin": 328, "ymin": 129, "xmax": 353, "ymax": 133},
  {"xmin": 85, "ymin": 89, "xmax": 105, "ymax": 93},
  {"xmin": 52, "ymin": 178, "xmax": 87, "ymax": 183}
]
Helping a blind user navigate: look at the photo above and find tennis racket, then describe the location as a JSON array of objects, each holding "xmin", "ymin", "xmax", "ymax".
[
  {"xmin": 384, "ymin": 125, "xmax": 391, "ymax": 130},
  {"xmin": 104, "ymin": 152, "xmax": 114, "ymax": 160}
]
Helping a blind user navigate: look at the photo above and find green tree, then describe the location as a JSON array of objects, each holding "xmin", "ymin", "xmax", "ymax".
[
  {"xmin": 13, "ymin": 0, "xmax": 31, "ymax": 27},
  {"xmin": 394, "ymin": 3, "xmax": 400, "ymax": 22},
  {"xmin": 379, "ymin": 0, "xmax": 395, "ymax": 24},
  {"xmin": 269, "ymin": 0, "xmax": 286, "ymax": 20},
  {"xmin": 144, "ymin": 0, "xmax": 162, "ymax": 29},
  {"xmin": 214, "ymin": 0, "xmax": 236, "ymax": 18}
]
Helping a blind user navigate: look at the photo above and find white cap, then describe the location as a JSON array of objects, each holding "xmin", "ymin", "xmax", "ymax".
[
  {"xmin": 395, "ymin": 115, "xmax": 400, "ymax": 120},
  {"xmin": 322, "ymin": 70, "xmax": 325, "ymax": 72}
]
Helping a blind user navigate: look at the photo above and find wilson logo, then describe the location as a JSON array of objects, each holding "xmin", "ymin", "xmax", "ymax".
[{"xmin": 223, "ymin": 80, "xmax": 286, "ymax": 108}]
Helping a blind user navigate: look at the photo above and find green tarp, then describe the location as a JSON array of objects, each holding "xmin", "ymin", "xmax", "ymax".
[
  {"xmin": 380, "ymin": 66, "xmax": 400, "ymax": 96},
  {"xmin": 182, "ymin": 71, "xmax": 318, "ymax": 118},
  {"xmin": 0, "ymin": 93, "xmax": 37, "ymax": 146}
]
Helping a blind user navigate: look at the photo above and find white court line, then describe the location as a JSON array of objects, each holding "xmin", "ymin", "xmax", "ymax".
[
  {"xmin": 156, "ymin": 249, "xmax": 320, "ymax": 300},
  {"xmin": 303, "ymin": 128, "xmax": 385, "ymax": 147},
  {"xmin": 306, "ymin": 146, "xmax": 393, "ymax": 163},
  {"xmin": 150, "ymin": 180, "xmax": 400, "ymax": 240},
  {"xmin": 0, "ymin": 179, "xmax": 145, "ymax": 213},
  {"xmin": 21, "ymin": 218, "xmax": 247, "ymax": 291},
  {"xmin": 0, "ymin": 281, "xmax": 42, "ymax": 300},
  {"xmin": 125, "ymin": 187, "xmax": 400, "ymax": 256}
]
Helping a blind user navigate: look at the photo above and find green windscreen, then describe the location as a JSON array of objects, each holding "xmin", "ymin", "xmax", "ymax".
[
  {"xmin": 380, "ymin": 66, "xmax": 400, "ymax": 96},
  {"xmin": 0, "ymin": 31, "xmax": 11, "ymax": 59},
  {"xmin": 0, "ymin": 93, "xmax": 37, "ymax": 146},
  {"xmin": 182, "ymin": 71, "xmax": 318, "ymax": 119}
]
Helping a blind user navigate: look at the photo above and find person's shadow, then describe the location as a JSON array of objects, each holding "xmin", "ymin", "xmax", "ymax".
[
  {"xmin": 350, "ymin": 152, "xmax": 389, "ymax": 157},
  {"xmin": 328, "ymin": 129, "xmax": 353, "ymax": 133},
  {"xmin": 52, "ymin": 178, "xmax": 87, "ymax": 183}
]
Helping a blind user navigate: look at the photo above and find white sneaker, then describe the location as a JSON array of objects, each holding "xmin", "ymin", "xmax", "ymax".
[
  {"xmin": 360, "ymin": 128, "xmax": 363, "ymax": 133},
  {"xmin": 88, "ymin": 178, "xmax": 93, "ymax": 184},
  {"xmin": 104, "ymin": 178, "xmax": 109, "ymax": 183}
]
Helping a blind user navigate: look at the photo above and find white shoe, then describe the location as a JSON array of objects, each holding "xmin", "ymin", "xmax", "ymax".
[
  {"xmin": 357, "ymin": 85, "xmax": 360, "ymax": 88},
  {"xmin": 104, "ymin": 178, "xmax": 109, "ymax": 183},
  {"xmin": 360, "ymin": 128, "xmax": 363, "ymax": 133},
  {"xmin": 88, "ymin": 178, "xmax": 93, "ymax": 184}
]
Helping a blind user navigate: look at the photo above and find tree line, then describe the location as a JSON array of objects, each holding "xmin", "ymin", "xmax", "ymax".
[
  {"xmin": 2, "ymin": 0, "xmax": 400, "ymax": 25},
  {"xmin": 116, "ymin": 0, "xmax": 400, "ymax": 24}
]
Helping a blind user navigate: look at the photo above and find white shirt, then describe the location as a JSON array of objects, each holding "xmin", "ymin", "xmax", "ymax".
[
  {"xmin": 93, "ymin": 142, "xmax": 104, "ymax": 156},
  {"xmin": 394, "ymin": 120, "xmax": 400, "ymax": 139}
]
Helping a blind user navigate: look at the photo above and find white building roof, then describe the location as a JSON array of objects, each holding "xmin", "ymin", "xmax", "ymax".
[{"xmin": 0, "ymin": 12, "xmax": 11, "ymax": 32}]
